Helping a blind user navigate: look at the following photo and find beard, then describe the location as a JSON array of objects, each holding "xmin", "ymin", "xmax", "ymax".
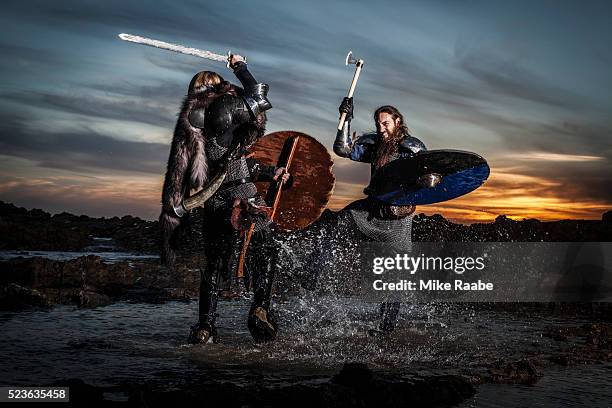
[{"xmin": 373, "ymin": 126, "xmax": 403, "ymax": 170}]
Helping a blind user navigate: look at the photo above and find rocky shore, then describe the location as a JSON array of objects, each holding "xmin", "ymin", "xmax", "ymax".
[
  {"xmin": 2, "ymin": 202, "xmax": 611, "ymax": 255},
  {"xmin": 0, "ymin": 255, "xmax": 200, "ymax": 309},
  {"xmin": 2, "ymin": 201, "xmax": 611, "ymax": 407},
  {"xmin": 1, "ymin": 200, "xmax": 611, "ymax": 310}
]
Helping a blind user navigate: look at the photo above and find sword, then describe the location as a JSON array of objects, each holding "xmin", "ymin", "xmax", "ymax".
[{"xmin": 118, "ymin": 33, "xmax": 244, "ymax": 68}]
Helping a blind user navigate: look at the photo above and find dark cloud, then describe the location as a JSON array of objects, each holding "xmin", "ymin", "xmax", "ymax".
[
  {"xmin": 1, "ymin": 89, "xmax": 179, "ymax": 129},
  {"xmin": 0, "ymin": 43, "xmax": 63, "ymax": 69},
  {"xmin": 456, "ymin": 45, "xmax": 588, "ymax": 110},
  {"xmin": 0, "ymin": 114, "xmax": 169, "ymax": 175},
  {"xmin": 143, "ymin": 52, "xmax": 208, "ymax": 76},
  {"xmin": 88, "ymin": 80, "xmax": 185, "ymax": 101}
]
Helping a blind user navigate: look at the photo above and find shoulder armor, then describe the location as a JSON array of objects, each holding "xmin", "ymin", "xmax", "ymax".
[
  {"xmin": 400, "ymin": 135, "xmax": 427, "ymax": 154},
  {"xmin": 354, "ymin": 132, "xmax": 378, "ymax": 145},
  {"xmin": 243, "ymin": 83, "xmax": 272, "ymax": 118},
  {"xmin": 188, "ymin": 107, "xmax": 206, "ymax": 129},
  {"xmin": 205, "ymin": 93, "xmax": 248, "ymax": 137}
]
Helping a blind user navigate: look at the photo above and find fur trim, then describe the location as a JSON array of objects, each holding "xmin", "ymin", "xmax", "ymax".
[{"xmin": 159, "ymin": 211, "xmax": 180, "ymax": 267}]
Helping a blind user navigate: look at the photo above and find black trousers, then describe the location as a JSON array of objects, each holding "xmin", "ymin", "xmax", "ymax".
[{"xmin": 198, "ymin": 208, "xmax": 277, "ymax": 327}]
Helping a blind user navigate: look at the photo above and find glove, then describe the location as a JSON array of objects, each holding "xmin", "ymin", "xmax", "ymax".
[{"xmin": 339, "ymin": 97, "xmax": 353, "ymax": 121}]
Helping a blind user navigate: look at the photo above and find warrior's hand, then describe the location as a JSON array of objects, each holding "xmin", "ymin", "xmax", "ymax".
[
  {"xmin": 229, "ymin": 54, "xmax": 246, "ymax": 69},
  {"xmin": 273, "ymin": 167, "xmax": 291, "ymax": 184},
  {"xmin": 339, "ymin": 97, "xmax": 353, "ymax": 121}
]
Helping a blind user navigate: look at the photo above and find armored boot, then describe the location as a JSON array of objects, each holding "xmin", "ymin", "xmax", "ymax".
[
  {"xmin": 188, "ymin": 321, "xmax": 218, "ymax": 344},
  {"xmin": 248, "ymin": 305, "xmax": 278, "ymax": 343},
  {"xmin": 247, "ymin": 230, "xmax": 279, "ymax": 343},
  {"xmin": 190, "ymin": 260, "xmax": 222, "ymax": 345},
  {"xmin": 368, "ymin": 302, "xmax": 400, "ymax": 337}
]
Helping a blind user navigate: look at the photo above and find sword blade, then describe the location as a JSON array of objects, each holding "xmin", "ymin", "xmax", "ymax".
[{"xmin": 118, "ymin": 33, "xmax": 227, "ymax": 63}]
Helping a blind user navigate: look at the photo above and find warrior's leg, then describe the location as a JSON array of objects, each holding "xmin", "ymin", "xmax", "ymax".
[
  {"xmin": 189, "ymin": 215, "xmax": 236, "ymax": 344},
  {"xmin": 378, "ymin": 301, "xmax": 401, "ymax": 333},
  {"xmin": 246, "ymin": 228, "xmax": 279, "ymax": 342},
  {"xmin": 373, "ymin": 217, "xmax": 413, "ymax": 335},
  {"xmin": 189, "ymin": 249, "xmax": 222, "ymax": 344}
]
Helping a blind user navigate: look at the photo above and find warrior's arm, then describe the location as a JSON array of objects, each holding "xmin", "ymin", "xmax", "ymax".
[
  {"xmin": 333, "ymin": 97, "xmax": 373, "ymax": 162},
  {"xmin": 246, "ymin": 157, "xmax": 276, "ymax": 182},
  {"xmin": 333, "ymin": 97, "xmax": 353, "ymax": 157},
  {"xmin": 333, "ymin": 121, "xmax": 353, "ymax": 158},
  {"xmin": 246, "ymin": 157, "xmax": 293, "ymax": 188},
  {"xmin": 231, "ymin": 60, "xmax": 272, "ymax": 118}
]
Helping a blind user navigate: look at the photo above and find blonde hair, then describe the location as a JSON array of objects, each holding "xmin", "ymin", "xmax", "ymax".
[{"xmin": 188, "ymin": 71, "xmax": 223, "ymax": 94}]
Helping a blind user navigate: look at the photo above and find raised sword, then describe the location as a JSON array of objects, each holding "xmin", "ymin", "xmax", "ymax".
[{"xmin": 118, "ymin": 33, "xmax": 244, "ymax": 67}]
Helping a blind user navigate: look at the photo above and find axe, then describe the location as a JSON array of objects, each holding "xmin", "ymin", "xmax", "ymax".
[{"xmin": 337, "ymin": 50, "xmax": 365, "ymax": 131}]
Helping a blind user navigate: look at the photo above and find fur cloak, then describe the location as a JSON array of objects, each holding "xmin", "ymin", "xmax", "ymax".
[{"xmin": 159, "ymin": 82, "xmax": 266, "ymax": 266}]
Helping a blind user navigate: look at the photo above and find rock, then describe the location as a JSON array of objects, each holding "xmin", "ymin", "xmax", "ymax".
[
  {"xmin": 0, "ymin": 283, "xmax": 49, "ymax": 309},
  {"xmin": 49, "ymin": 379, "xmax": 105, "ymax": 405},
  {"xmin": 0, "ymin": 255, "xmax": 200, "ymax": 309},
  {"xmin": 122, "ymin": 363, "xmax": 475, "ymax": 408},
  {"xmin": 488, "ymin": 359, "xmax": 541, "ymax": 384},
  {"xmin": 76, "ymin": 289, "xmax": 112, "ymax": 308}
]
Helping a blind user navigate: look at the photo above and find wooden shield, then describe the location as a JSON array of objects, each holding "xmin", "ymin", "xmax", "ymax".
[{"xmin": 250, "ymin": 131, "xmax": 335, "ymax": 231}]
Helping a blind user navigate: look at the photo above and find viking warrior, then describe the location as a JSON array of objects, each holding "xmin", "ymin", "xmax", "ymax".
[
  {"xmin": 333, "ymin": 98, "xmax": 427, "ymax": 334},
  {"xmin": 159, "ymin": 55, "xmax": 289, "ymax": 344}
]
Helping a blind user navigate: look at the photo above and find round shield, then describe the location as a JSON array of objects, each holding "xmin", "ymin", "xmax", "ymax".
[
  {"xmin": 367, "ymin": 149, "xmax": 490, "ymax": 205},
  {"xmin": 250, "ymin": 131, "xmax": 335, "ymax": 231}
]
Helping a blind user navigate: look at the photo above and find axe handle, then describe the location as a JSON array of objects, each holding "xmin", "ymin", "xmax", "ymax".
[{"xmin": 337, "ymin": 60, "xmax": 364, "ymax": 131}]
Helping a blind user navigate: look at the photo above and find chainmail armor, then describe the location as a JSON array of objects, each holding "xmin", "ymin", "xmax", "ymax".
[
  {"xmin": 205, "ymin": 136, "xmax": 269, "ymax": 231},
  {"xmin": 347, "ymin": 199, "xmax": 413, "ymax": 250},
  {"xmin": 346, "ymin": 139, "xmax": 423, "ymax": 250}
]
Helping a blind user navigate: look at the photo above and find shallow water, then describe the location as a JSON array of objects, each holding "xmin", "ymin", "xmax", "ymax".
[
  {"xmin": 0, "ymin": 237, "xmax": 158, "ymax": 263},
  {"xmin": 0, "ymin": 250, "xmax": 158, "ymax": 263},
  {"xmin": 459, "ymin": 364, "xmax": 612, "ymax": 408},
  {"xmin": 0, "ymin": 296, "xmax": 610, "ymax": 406}
]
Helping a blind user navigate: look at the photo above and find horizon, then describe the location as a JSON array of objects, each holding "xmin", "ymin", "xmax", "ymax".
[
  {"xmin": 1, "ymin": 1, "xmax": 611, "ymax": 224},
  {"xmin": 2, "ymin": 199, "xmax": 609, "ymax": 226}
]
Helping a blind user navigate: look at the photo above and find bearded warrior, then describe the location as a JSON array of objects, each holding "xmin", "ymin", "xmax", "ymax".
[{"xmin": 333, "ymin": 98, "xmax": 427, "ymax": 335}]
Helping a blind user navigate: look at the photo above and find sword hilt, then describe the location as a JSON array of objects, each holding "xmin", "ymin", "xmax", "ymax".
[{"xmin": 227, "ymin": 50, "xmax": 247, "ymax": 69}]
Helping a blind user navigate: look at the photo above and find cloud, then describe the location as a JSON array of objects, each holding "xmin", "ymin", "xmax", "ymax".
[
  {"xmin": 0, "ymin": 114, "xmax": 169, "ymax": 175},
  {"xmin": 0, "ymin": 173, "xmax": 162, "ymax": 219},
  {"xmin": 505, "ymin": 152, "xmax": 605, "ymax": 162},
  {"xmin": 455, "ymin": 44, "xmax": 587, "ymax": 110},
  {"xmin": 0, "ymin": 43, "xmax": 68, "ymax": 73},
  {"xmin": 2, "ymin": 90, "xmax": 179, "ymax": 129}
]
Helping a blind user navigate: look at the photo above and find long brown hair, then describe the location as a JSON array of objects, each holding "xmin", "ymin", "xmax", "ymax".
[{"xmin": 373, "ymin": 105, "xmax": 410, "ymax": 169}]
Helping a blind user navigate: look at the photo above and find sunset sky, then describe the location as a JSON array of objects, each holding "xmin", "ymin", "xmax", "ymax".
[{"xmin": 1, "ymin": 0, "xmax": 610, "ymax": 223}]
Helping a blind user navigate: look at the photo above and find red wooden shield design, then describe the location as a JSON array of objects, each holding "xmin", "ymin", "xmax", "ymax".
[{"xmin": 250, "ymin": 131, "xmax": 335, "ymax": 231}]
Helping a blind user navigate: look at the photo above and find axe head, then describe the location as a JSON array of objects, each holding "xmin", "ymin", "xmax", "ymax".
[{"xmin": 345, "ymin": 50, "xmax": 363, "ymax": 66}]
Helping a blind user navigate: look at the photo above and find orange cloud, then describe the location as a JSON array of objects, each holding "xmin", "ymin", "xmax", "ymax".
[
  {"xmin": 0, "ymin": 175, "xmax": 163, "ymax": 219},
  {"xmin": 1, "ymin": 165, "xmax": 609, "ymax": 224},
  {"xmin": 328, "ymin": 167, "xmax": 610, "ymax": 224}
]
